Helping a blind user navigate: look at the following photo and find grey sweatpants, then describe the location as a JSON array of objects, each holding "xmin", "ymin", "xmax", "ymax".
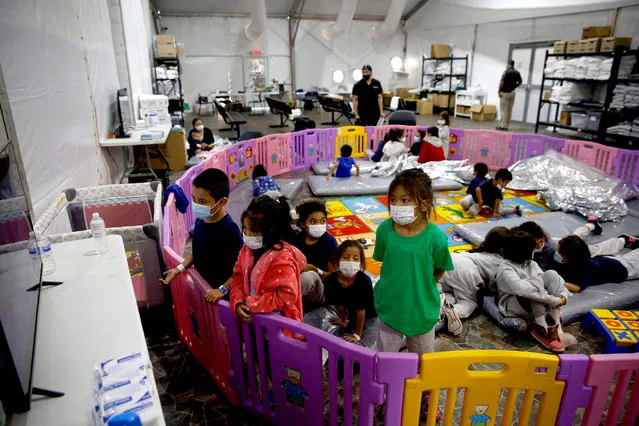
[
  {"xmin": 460, "ymin": 194, "xmax": 515, "ymax": 216},
  {"xmin": 301, "ymin": 271, "xmax": 324, "ymax": 304},
  {"xmin": 570, "ymin": 224, "xmax": 626, "ymax": 257},
  {"xmin": 503, "ymin": 270, "xmax": 566, "ymax": 322},
  {"xmin": 439, "ymin": 254, "xmax": 482, "ymax": 318},
  {"xmin": 377, "ymin": 320, "xmax": 435, "ymax": 356},
  {"xmin": 614, "ymin": 249, "xmax": 639, "ymax": 280}
]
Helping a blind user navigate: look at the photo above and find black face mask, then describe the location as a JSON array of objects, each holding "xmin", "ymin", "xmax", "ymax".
[{"xmin": 363, "ymin": 74, "xmax": 371, "ymax": 80}]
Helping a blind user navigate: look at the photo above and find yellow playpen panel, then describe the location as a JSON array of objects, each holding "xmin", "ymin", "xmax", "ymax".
[
  {"xmin": 402, "ymin": 350, "xmax": 564, "ymax": 426},
  {"xmin": 335, "ymin": 126, "xmax": 368, "ymax": 159}
]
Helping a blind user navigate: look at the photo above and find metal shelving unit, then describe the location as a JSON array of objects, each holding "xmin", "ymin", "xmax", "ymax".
[
  {"xmin": 152, "ymin": 56, "xmax": 184, "ymax": 127},
  {"xmin": 534, "ymin": 47, "xmax": 639, "ymax": 147},
  {"xmin": 420, "ymin": 55, "xmax": 469, "ymax": 113}
]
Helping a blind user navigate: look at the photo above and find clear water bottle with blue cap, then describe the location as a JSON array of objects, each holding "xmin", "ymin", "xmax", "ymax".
[{"xmin": 90, "ymin": 212, "xmax": 108, "ymax": 254}]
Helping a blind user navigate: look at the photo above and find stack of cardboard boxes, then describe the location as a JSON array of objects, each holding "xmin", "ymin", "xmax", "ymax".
[
  {"xmin": 553, "ymin": 26, "xmax": 633, "ymax": 54},
  {"xmin": 155, "ymin": 34, "xmax": 177, "ymax": 58}
]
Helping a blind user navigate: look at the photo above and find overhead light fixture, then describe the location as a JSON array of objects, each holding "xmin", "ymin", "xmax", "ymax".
[
  {"xmin": 391, "ymin": 56, "xmax": 403, "ymax": 71},
  {"xmin": 287, "ymin": 15, "xmax": 290, "ymax": 20},
  {"xmin": 332, "ymin": 69, "xmax": 345, "ymax": 84},
  {"xmin": 352, "ymin": 69, "xmax": 362, "ymax": 81}
]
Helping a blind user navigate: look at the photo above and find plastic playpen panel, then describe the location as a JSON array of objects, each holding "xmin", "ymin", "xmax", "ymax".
[
  {"xmin": 561, "ymin": 140, "xmax": 618, "ymax": 175},
  {"xmin": 613, "ymin": 148, "xmax": 639, "ymax": 185},
  {"xmin": 82, "ymin": 197, "xmax": 152, "ymax": 228},
  {"xmin": 510, "ymin": 133, "xmax": 566, "ymax": 164},
  {"xmin": 255, "ymin": 134, "xmax": 292, "ymax": 176},
  {"xmin": 462, "ymin": 129, "xmax": 512, "ymax": 170},
  {"xmin": 219, "ymin": 305, "xmax": 384, "ymax": 426},
  {"xmin": 176, "ymin": 161, "xmax": 206, "ymax": 233},
  {"xmin": 403, "ymin": 350, "xmax": 564, "ymax": 426},
  {"xmin": 448, "ymin": 128, "xmax": 463, "ymax": 160},
  {"xmin": 366, "ymin": 125, "xmax": 394, "ymax": 151},
  {"xmin": 290, "ymin": 129, "xmax": 328, "ymax": 171},
  {"xmin": 555, "ymin": 355, "xmax": 593, "ymax": 426},
  {"xmin": 226, "ymin": 139, "xmax": 256, "ymax": 190},
  {"xmin": 335, "ymin": 126, "xmax": 368, "ymax": 158}
]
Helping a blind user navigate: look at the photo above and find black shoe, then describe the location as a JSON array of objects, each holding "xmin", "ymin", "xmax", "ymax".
[
  {"xmin": 587, "ymin": 216, "xmax": 602, "ymax": 236},
  {"xmin": 515, "ymin": 206, "xmax": 523, "ymax": 217},
  {"xmin": 620, "ymin": 234, "xmax": 639, "ymax": 250}
]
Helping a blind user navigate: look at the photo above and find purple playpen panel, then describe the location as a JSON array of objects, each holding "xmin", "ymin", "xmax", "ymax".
[
  {"xmin": 316, "ymin": 128, "xmax": 336, "ymax": 161},
  {"xmin": 582, "ymin": 353, "xmax": 639, "ymax": 426},
  {"xmin": 176, "ymin": 160, "xmax": 206, "ymax": 234},
  {"xmin": 220, "ymin": 309, "xmax": 384, "ymax": 425},
  {"xmin": 290, "ymin": 131, "xmax": 307, "ymax": 171},
  {"xmin": 612, "ymin": 148, "xmax": 639, "ymax": 186},
  {"xmin": 561, "ymin": 140, "xmax": 619, "ymax": 175},
  {"xmin": 448, "ymin": 128, "xmax": 464, "ymax": 160},
  {"xmin": 376, "ymin": 352, "xmax": 419, "ymax": 426},
  {"xmin": 162, "ymin": 246, "xmax": 189, "ymax": 344},
  {"xmin": 555, "ymin": 355, "xmax": 593, "ymax": 426},
  {"xmin": 226, "ymin": 139, "xmax": 256, "ymax": 190},
  {"xmin": 509, "ymin": 133, "xmax": 566, "ymax": 164}
]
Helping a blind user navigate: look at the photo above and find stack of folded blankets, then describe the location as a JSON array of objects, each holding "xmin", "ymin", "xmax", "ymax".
[
  {"xmin": 549, "ymin": 83, "xmax": 592, "ymax": 104},
  {"xmin": 618, "ymin": 56, "xmax": 637, "ymax": 79},
  {"xmin": 607, "ymin": 117, "xmax": 639, "ymax": 138},
  {"xmin": 610, "ymin": 84, "xmax": 639, "ymax": 109},
  {"xmin": 544, "ymin": 56, "xmax": 613, "ymax": 80}
]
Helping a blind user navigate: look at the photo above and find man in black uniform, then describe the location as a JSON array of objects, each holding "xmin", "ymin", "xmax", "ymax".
[
  {"xmin": 352, "ymin": 64, "xmax": 384, "ymax": 126},
  {"xmin": 497, "ymin": 59, "xmax": 522, "ymax": 130}
]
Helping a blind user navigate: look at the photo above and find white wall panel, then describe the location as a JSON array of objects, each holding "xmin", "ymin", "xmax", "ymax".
[
  {"xmin": 122, "ymin": 0, "xmax": 153, "ymax": 120},
  {"xmin": 616, "ymin": 5, "xmax": 639, "ymax": 40}
]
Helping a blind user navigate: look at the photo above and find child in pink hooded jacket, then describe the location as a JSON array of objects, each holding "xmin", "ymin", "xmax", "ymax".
[{"xmin": 230, "ymin": 195, "xmax": 306, "ymax": 338}]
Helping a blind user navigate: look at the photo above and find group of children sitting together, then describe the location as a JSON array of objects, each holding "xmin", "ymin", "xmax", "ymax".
[{"xmin": 160, "ymin": 151, "xmax": 639, "ymax": 421}]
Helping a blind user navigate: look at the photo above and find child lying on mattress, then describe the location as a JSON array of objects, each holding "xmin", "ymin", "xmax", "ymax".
[
  {"xmin": 439, "ymin": 226, "xmax": 510, "ymax": 336},
  {"xmin": 496, "ymin": 231, "xmax": 571, "ymax": 353},
  {"xmin": 554, "ymin": 235, "xmax": 639, "ymax": 293}
]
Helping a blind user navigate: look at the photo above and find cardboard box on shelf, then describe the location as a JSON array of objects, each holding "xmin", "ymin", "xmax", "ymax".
[
  {"xmin": 395, "ymin": 88, "xmax": 412, "ymax": 99},
  {"xmin": 176, "ymin": 42, "xmax": 185, "ymax": 59},
  {"xmin": 456, "ymin": 105, "xmax": 471, "ymax": 116},
  {"xmin": 566, "ymin": 41, "xmax": 581, "ymax": 53},
  {"xmin": 582, "ymin": 26, "xmax": 611, "ymax": 39},
  {"xmin": 579, "ymin": 38, "xmax": 601, "ymax": 53},
  {"xmin": 470, "ymin": 104, "xmax": 496, "ymax": 122},
  {"xmin": 600, "ymin": 37, "xmax": 633, "ymax": 52},
  {"xmin": 543, "ymin": 91, "xmax": 552, "ymax": 101},
  {"xmin": 435, "ymin": 94, "xmax": 454, "ymax": 108},
  {"xmin": 430, "ymin": 44, "xmax": 451, "ymax": 58},
  {"xmin": 157, "ymin": 44, "xmax": 177, "ymax": 57},
  {"xmin": 560, "ymin": 110, "xmax": 571, "ymax": 125},
  {"xmin": 417, "ymin": 100, "xmax": 434, "ymax": 115},
  {"xmin": 154, "ymin": 34, "xmax": 175, "ymax": 45},
  {"xmin": 553, "ymin": 41, "xmax": 566, "ymax": 54}
]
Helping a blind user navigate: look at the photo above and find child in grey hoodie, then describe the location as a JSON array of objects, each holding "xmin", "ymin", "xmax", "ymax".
[{"xmin": 496, "ymin": 231, "xmax": 571, "ymax": 353}]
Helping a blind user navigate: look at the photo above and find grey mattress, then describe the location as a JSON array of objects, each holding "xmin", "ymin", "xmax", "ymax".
[
  {"xmin": 311, "ymin": 160, "xmax": 377, "ymax": 176},
  {"xmin": 456, "ymin": 208, "xmax": 639, "ymax": 326},
  {"xmin": 307, "ymin": 174, "xmax": 463, "ymax": 197},
  {"xmin": 226, "ymin": 178, "xmax": 303, "ymax": 226}
]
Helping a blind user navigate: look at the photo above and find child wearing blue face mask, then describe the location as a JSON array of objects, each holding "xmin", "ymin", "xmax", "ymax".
[
  {"xmin": 230, "ymin": 195, "xmax": 306, "ymax": 339},
  {"xmin": 160, "ymin": 168, "xmax": 243, "ymax": 305},
  {"xmin": 460, "ymin": 168, "xmax": 522, "ymax": 218}
]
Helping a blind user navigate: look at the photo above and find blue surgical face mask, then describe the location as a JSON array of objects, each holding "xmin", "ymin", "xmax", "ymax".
[
  {"xmin": 553, "ymin": 251, "xmax": 565, "ymax": 263},
  {"xmin": 192, "ymin": 202, "xmax": 212, "ymax": 220},
  {"xmin": 414, "ymin": 136, "xmax": 420, "ymax": 144}
]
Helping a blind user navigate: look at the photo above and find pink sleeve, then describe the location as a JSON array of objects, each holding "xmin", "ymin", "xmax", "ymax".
[
  {"xmin": 245, "ymin": 254, "xmax": 300, "ymax": 314},
  {"xmin": 229, "ymin": 252, "xmax": 246, "ymax": 314}
]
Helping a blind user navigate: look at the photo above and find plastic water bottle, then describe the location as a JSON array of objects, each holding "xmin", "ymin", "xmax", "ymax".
[
  {"xmin": 90, "ymin": 212, "xmax": 108, "ymax": 254},
  {"xmin": 37, "ymin": 234, "xmax": 56, "ymax": 276}
]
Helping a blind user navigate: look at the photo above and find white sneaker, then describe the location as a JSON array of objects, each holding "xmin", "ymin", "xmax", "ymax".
[
  {"xmin": 444, "ymin": 303, "xmax": 463, "ymax": 336},
  {"xmin": 469, "ymin": 204, "xmax": 480, "ymax": 216}
]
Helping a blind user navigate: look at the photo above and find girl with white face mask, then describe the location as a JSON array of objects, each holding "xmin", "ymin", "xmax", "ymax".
[
  {"xmin": 436, "ymin": 111, "xmax": 450, "ymax": 159},
  {"xmin": 320, "ymin": 241, "xmax": 377, "ymax": 347},
  {"xmin": 229, "ymin": 195, "xmax": 306, "ymax": 340},
  {"xmin": 294, "ymin": 200, "xmax": 338, "ymax": 306},
  {"xmin": 373, "ymin": 169, "xmax": 454, "ymax": 421}
]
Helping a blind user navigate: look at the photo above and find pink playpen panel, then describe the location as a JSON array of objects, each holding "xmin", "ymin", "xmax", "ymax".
[
  {"xmin": 176, "ymin": 161, "xmax": 206, "ymax": 234},
  {"xmin": 203, "ymin": 149, "xmax": 227, "ymax": 172},
  {"xmin": 83, "ymin": 198, "xmax": 152, "ymax": 228},
  {"xmin": 510, "ymin": 133, "xmax": 566, "ymax": 164},
  {"xmin": 612, "ymin": 148, "xmax": 639, "ymax": 185},
  {"xmin": 561, "ymin": 140, "xmax": 618, "ymax": 175},
  {"xmin": 461, "ymin": 129, "xmax": 512, "ymax": 170},
  {"xmin": 219, "ymin": 305, "xmax": 384, "ymax": 425},
  {"xmin": 255, "ymin": 134, "xmax": 291, "ymax": 176},
  {"xmin": 162, "ymin": 246, "xmax": 189, "ymax": 345},
  {"xmin": 366, "ymin": 125, "xmax": 395, "ymax": 151},
  {"xmin": 582, "ymin": 353, "xmax": 639, "ymax": 426}
]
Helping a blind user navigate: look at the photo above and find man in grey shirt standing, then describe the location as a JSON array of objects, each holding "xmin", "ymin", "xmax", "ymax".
[{"xmin": 497, "ymin": 60, "xmax": 522, "ymax": 130}]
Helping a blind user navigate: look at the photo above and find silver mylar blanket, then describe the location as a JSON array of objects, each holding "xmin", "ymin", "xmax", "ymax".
[{"xmin": 507, "ymin": 150, "xmax": 638, "ymax": 222}]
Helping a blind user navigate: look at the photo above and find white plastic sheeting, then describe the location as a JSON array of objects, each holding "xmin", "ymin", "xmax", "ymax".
[{"xmin": 0, "ymin": 0, "xmax": 123, "ymax": 219}]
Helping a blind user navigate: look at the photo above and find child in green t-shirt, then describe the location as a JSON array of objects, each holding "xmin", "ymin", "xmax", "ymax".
[{"xmin": 373, "ymin": 168, "xmax": 454, "ymax": 421}]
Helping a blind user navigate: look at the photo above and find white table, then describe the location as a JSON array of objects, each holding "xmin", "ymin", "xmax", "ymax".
[
  {"xmin": 100, "ymin": 125, "xmax": 172, "ymax": 182},
  {"xmin": 8, "ymin": 236, "xmax": 164, "ymax": 426}
]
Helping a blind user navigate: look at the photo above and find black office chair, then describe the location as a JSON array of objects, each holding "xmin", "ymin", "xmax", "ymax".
[
  {"xmin": 387, "ymin": 110, "xmax": 417, "ymax": 126},
  {"xmin": 265, "ymin": 97, "xmax": 293, "ymax": 128},
  {"xmin": 318, "ymin": 95, "xmax": 355, "ymax": 125},
  {"xmin": 248, "ymin": 92, "xmax": 266, "ymax": 115},
  {"xmin": 214, "ymin": 101, "xmax": 247, "ymax": 140}
]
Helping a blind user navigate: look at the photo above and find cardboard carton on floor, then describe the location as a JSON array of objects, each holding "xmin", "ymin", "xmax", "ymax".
[
  {"xmin": 160, "ymin": 129, "xmax": 187, "ymax": 171},
  {"xmin": 553, "ymin": 41, "xmax": 567, "ymax": 54},
  {"xmin": 395, "ymin": 88, "xmax": 411, "ymax": 99},
  {"xmin": 470, "ymin": 104, "xmax": 497, "ymax": 122},
  {"xmin": 431, "ymin": 44, "xmax": 451, "ymax": 58},
  {"xmin": 566, "ymin": 41, "xmax": 581, "ymax": 53},
  {"xmin": 600, "ymin": 37, "xmax": 633, "ymax": 52},
  {"xmin": 582, "ymin": 26, "xmax": 611, "ymax": 39},
  {"xmin": 417, "ymin": 100, "xmax": 434, "ymax": 115},
  {"xmin": 579, "ymin": 38, "xmax": 601, "ymax": 53}
]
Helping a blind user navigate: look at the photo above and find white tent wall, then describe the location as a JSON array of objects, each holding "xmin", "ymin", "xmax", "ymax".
[
  {"xmin": 294, "ymin": 20, "xmax": 406, "ymax": 93},
  {"xmin": 163, "ymin": 16, "xmax": 291, "ymax": 108},
  {"xmin": 121, "ymin": 0, "xmax": 155, "ymax": 121},
  {"xmin": 0, "ymin": 0, "xmax": 123, "ymax": 219},
  {"xmin": 406, "ymin": 4, "xmax": 639, "ymax": 121}
]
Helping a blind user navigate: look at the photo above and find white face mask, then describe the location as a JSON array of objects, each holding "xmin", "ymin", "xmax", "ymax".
[
  {"xmin": 243, "ymin": 233, "xmax": 264, "ymax": 250},
  {"xmin": 195, "ymin": 125, "xmax": 204, "ymax": 131},
  {"xmin": 307, "ymin": 224, "xmax": 326, "ymax": 239},
  {"xmin": 496, "ymin": 184, "xmax": 502, "ymax": 190},
  {"xmin": 400, "ymin": 137, "xmax": 406, "ymax": 143},
  {"xmin": 339, "ymin": 261, "xmax": 360, "ymax": 278},
  {"xmin": 437, "ymin": 119, "xmax": 445, "ymax": 125},
  {"xmin": 390, "ymin": 205, "xmax": 418, "ymax": 226}
]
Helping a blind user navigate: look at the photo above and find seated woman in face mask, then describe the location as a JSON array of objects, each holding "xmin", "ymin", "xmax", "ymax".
[{"xmin": 187, "ymin": 117, "xmax": 215, "ymax": 158}]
